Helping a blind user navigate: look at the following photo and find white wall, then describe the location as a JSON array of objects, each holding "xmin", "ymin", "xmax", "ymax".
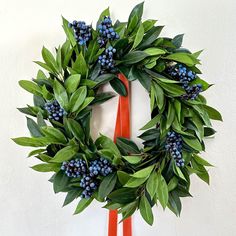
[{"xmin": 0, "ymin": 0, "xmax": 235, "ymax": 235}]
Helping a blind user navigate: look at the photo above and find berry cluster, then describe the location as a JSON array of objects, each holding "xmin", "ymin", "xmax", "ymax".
[
  {"xmin": 80, "ymin": 175, "xmax": 98, "ymax": 198},
  {"xmin": 97, "ymin": 16, "xmax": 119, "ymax": 47},
  {"xmin": 167, "ymin": 64, "xmax": 202, "ymax": 100},
  {"xmin": 61, "ymin": 157, "xmax": 113, "ymax": 198},
  {"xmin": 68, "ymin": 20, "xmax": 92, "ymax": 46},
  {"xmin": 44, "ymin": 100, "xmax": 66, "ymax": 121},
  {"xmin": 61, "ymin": 159, "xmax": 87, "ymax": 178},
  {"xmin": 182, "ymin": 84, "xmax": 203, "ymax": 100},
  {"xmin": 89, "ymin": 157, "xmax": 113, "ymax": 177},
  {"xmin": 98, "ymin": 46, "xmax": 116, "ymax": 72},
  {"xmin": 165, "ymin": 131, "xmax": 184, "ymax": 167}
]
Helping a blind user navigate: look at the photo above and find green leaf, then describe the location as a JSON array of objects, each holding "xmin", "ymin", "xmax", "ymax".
[
  {"xmin": 132, "ymin": 23, "xmax": 144, "ymax": 49},
  {"xmin": 28, "ymin": 148, "xmax": 45, "ymax": 157},
  {"xmin": 77, "ymin": 97, "xmax": 94, "ymax": 113},
  {"xmin": 129, "ymin": 68, "xmax": 152, "ymax": 91},
  {"xmin": 142, "ymin": 19, "xmax": 157, "ymax": 32},
  {"xmin": 110, "ymin": 78, "xmax": 127, "ymax": 96},
  {"xmin": 108, "ymin": 188, "xmax": 137, "ymax": 204},
  {"xmin": 65, "ymin": 74, "xmax": 81, "ymax": 93},
  {"xmin": 98, "ymin": 173, "xmax": 117, "ymax": 199},
  {"xmin": 94, "ymin": 73, "xmax": 116, "ymax": 85},
  {"xmin": 41, "ymin": 126, "xmax": 67, "ymax": 144},
  {"xmin": 165, "ymin": 53, "xmax": 199, "ymax": 67},
  {"xmin": 122, "ymin": 155, "xmax": 142, "ymax": 164},
  {"xmin": 167, "ymin": 177, "xmax": 178, "ymax": 191},
  {"xmin": 37, "ymin": 112, "xmax": 47, "ymax": 127},
  {"xmin": 172, "ymin": 34, "xmax": 184, "ymax": 48},
  {"xmin": 168, "ymin": 191, "xmax": 182, "ymax": 216},
  {"xmin": 42, "ymin": 46, "xmax": 59, "ymax": 73},
  {"xmin": 146, "ymin": 171, "xmax": 158, "ymax": 199},
  {"xmin": 66, "ymin": 118, "xmax": 85, "ymax": 141},
  {"xmin": 116, "ymin": 137, "xmax": 140, "ymax": 154},
  {"xmin": 127, "ymin": 2, "xmax": 144, "ymax": 33},
  {"xmin": 56, "ymin": 46, "xmax": 62, "ymax": 71},
  {"xmin": 166, "ymin": 102, "xmax": 175, "ymax": 129},
  {"xmin": 63, "ymin": 190, "xmax": 82, "ymax": 207},
  {"xmin": 26, "ymin": 117, "xmax": 42, "ymax": 137},
  {"xmin": 140, "ymin": 113, "xmax": 161, "ymax": 130},
  {"xmin": 159, "ymin": 82, "xmax": 186, "ymax": 96},
  {"xmin": 152, "ymin": 82, "xmax": 164, "ymax": 109},
  {"xmin": 53, "ymin": 80, "xmax": 68, "ymax": 110},
  {"xmin": 144, "ymin": 47, "xmax": 166, "ymax": 56},
  {"xmin": 69, "ymin": 86, "xmax": 87, "ymax": 112},
  {"xmin": 122, "ymin": 51, "xmax": 148, "ymax": 65},
  {"xmin": 95, "ymin": 134, "xmax": 120, "ymax": 157},
  {"xmin": 139, "ymin": 195, "xmax": 154, "ymax": 225},
  {"xmin": 73, "ymin": 53, "xmax": 88, "ymax": 77},
  {"xmin": 117, "ymin": 171, "xmax": 131, "ymax": 185},
  {"xmin": 12, "ymin": 137, "xmax": 50, "ymax": 147},
  {"xmin": 204, "ymin": 127, "xmax": 216, "ymax": 137},
  {"xmin": 50, "ymin": 146, "xmax": 78, "ymax": 163},
  {"xmin": 96, "ymin": 7, "xmax": 110, "ymax": 28},
  {"xmin": 193, "ymin": 154, "xmax": 213, "ymax": 167},
  {"xmin": 74, "ymin": 197, "xmax": 93, "ymax": 214},
  {"xmin": 157, "ymin": 173, "xmax": 168, "ymax": 209},
  {"xmin": 31, "ymin": 163, "xmax": 60, "ymax": 172},
  {"xmin": 53, "ymin": 170, "xmax": 70, "ymax": 193},
  {"xmin": 138, "ymin": 26, "xmax": 164, "ymax": 49},
  {"xmin": 182, "ymin": 136, "xmax": 202, "ymax": 151},
  {"xmin": 132, "ymin": 165, "xmax": 155, "ymax": 178},
  {"xmin": 19, "ymin": 80, "xmax": 42, "ymax": 96},
  {"xmin": 203, "ymin": 105, "xmax": 222, "ymax": 121},
  {"xmin": 124, "ymin": 177, "xmax": 147, "ymax": 188},
  {"xmin": 62, "ymin": 16, "xmax": 77, "ymax": 47}
]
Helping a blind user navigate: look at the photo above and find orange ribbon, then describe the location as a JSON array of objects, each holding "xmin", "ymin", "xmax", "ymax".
[{"xmin": 108, "ymin": 74, "xmax": 132, "ymax": 236}]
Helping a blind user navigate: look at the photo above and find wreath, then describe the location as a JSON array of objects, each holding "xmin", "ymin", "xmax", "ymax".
[{"xmin": 13, "ymin": 2, "xmax": 222, "ymax": 225}]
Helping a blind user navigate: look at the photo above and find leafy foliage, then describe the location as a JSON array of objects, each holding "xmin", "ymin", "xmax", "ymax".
[{"xmin": 13, "ymin": 2, "xmax": 221, "ymax": 226}]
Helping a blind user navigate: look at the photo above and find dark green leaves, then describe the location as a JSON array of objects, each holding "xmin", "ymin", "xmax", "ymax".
[
  {"xmin": 98, "ymin": 173, "xmax": 117, "ymax": 199},
  {"xmin": 138, "ymin": 26, "xmax": 164, "ymax": 49},
  {"xmin": 110, "ymin": 78, "xmax": 127, "ymax": 96},
  {"xmin": 53, "ymin": 171, "xmax": 70, "ymax": 193},
  {"xmin": 27, "ymin": 117, "xmax": 42, "ymax": 137},
  {"xmin": 122, "ymin": 51, "xmax": 148, "ymax": 64},
  {"xmin": 108, "ymin": 188, "xmax": 137, "ymax": 204},
  {"xmin": 139, "ymin": 195, "xmax": 154, "ymax": 225},
  {"xmin": 127, "ymin": 2, "xmax": 144, "ymax": 33},
  {"xmin": 74, "ymin": 197, "xmax": 93, "ymax": 214},
  {"xmin": 156, "ymin": 173, "xmax": 169, "ymax": 209},
  {"xmin": 116, "ymin": 137, "xmax": 140, "ymax": 155}
]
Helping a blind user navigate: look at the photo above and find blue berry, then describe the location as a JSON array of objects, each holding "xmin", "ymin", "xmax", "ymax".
[
  {"xmin": 80, "ymin": 174, "xmax": 98, "ymax": 198},
  {"xmin": 44, "ymin": 100, "xmax": 66, "ymax": 121},
  {"xmin": 98, "ymin": 46, "xmax": 117, "ymax": 73},
  {"xmin": 68, "ymin": 20, "xmax": 92, "ymax": 46},
  {"xmin": 89, "ymin": 157, "xmax": 113, "ymax": 177},
  {"xmin": 61, "ymin": 159, "xmax": 87, "ymax": 178},
  {"xmin": 182, "ymin": 84, "xmax": 202, "ymax": 100},
  {"xmin": 167, "ymin": 64, "xmax": 202, "ymax": 100},
  {"xmin": 165, "ymin": 131, "xmax": 184, "ymax": 167},
  {"xmin": 97, "ymin": 16, "xmax": 119, "ymax": 47}
]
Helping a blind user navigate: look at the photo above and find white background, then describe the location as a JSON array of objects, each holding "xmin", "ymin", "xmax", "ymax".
[{"xmin": 0, "ymin": 0, "xmax": 235, "ymax": 235}]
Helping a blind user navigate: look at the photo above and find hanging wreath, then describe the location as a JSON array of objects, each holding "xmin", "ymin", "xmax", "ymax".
[{"xmin": 13, "ymin": 2, "xmax": 222, "ymax": 225}]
